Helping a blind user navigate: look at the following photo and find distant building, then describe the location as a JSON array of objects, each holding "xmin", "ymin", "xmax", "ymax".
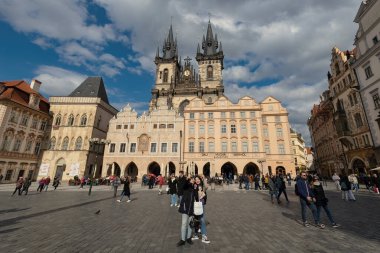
[
  {"xmin": 0, "ymin": 80, "xmax": 50, "ymax": 183},
  {"xmin": 305, "ymin": 147, "xmax": 314, "ymax": 171},
  {"xmin": 39, "ymin": 77, "xmax": 117, "ymax": 181},
  {"xmin": 352, "ymin": 0, "xmax": 380, "ymax": 165},
  {"xmin": 290, "ymin": 128, "xmax": 306, "ymax": 173}
]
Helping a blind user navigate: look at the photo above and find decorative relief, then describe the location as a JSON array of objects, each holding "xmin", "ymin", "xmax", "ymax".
[{"xmin": 138, "ymin": 134, "xmax": 150, "ymax": 152}]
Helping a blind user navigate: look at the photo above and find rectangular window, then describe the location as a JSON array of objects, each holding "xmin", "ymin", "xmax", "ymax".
[
  {"xmin": 262, "ymin": 116, "xmax": 267, "ymax": 123},
  {"xmin": 230, "ymin": 112, "xmax": 235, "ymax": 118},
  {"xmin": 231, "ymin": 124, "xmax": 236, "ymax": 133},
  {"xmin": 222, "ymin": 142, "xmax": 228, "ymax": 152},
  {"xmin": 231, "ymin": 141, "xmax": 237, "ymax": 152},
  {"xmin": 189, "ymin": 125, "xmax": 195, "ymax": 134},
  {"xmin": 208, "ymin": 142, "xmax": 215, "ymax": 152},
  {"xmin": 150, "ymin": 143, "xmax": 157, "ymax": 153},
  {"xmin": 251, "ymin": 124, "xmax": 257, "ymax": 134},
  {"xmin": 373, "ymin": 93, "xmax": 380, "ymax": 109},
  {"xmin": 5, "ymin": 170, "xmax": 12, "ymax": 181},
  {"xmin": 199, "ymin": 142, "xmax": 205, "ymax": 153},
  {"xmin": 109, "ymin": 143, "xmax": 115, "ymax": 153},
  {"xmin": 25, "ymin": 140, "xmax": 32, "ymax": 152},
  {"xmin": 199, "ymin": 125, "xmax": 205, "ymax": 134},
  {"xmin": 200, "ymin": 113, "xmax": 204, "ymax": 119},
  {"xmin": 159, "ymin": 124, "xmax": 166, "ymax": 129},
  {"xmin": 353, "ymin": 93, "xmax": 358, "ymax": 104},
  {"xmin": 241, "ymin": 124, "xmax": 247, "ymax": 134},
  {"xmin": 120, "ymin": 143, "xmax": 126, "ymax": 152},
  {"xmin": 124, "ymin": 125, "xmax": 129, "ymax": 129},
  {"xmin": 189, "ymin": 142, "xmax": 194, "ymax": 152},
  {"xmin": 253, "ymin": 142, "xmax": 259, "ymax": 152},
  {"xmin": 276, "ymin": 128, "xmax": 283, "ymax": 138},
  {"xmin": 13, "ymin": 139, "xmax": 22, "ymax": 152},
  {"xmin": 275, "ymin": 116, "xmax": 281, "ymax": 122},
  {"xmin": 221, "ymin": 124, "xmax": 227, "ymax": 133},
  {"xmin": 153, "ymin": 124, "xmax": 157, "ymax": 129},
  {"xmin": 208, "ymin": 112, "xmax": 213, "ymax": 119},
  {"xmin": 278, "ymin": 144, "xmax": 285, "ymax": 154},
  {"xmin": 130, "ymin": 143, "xmax": 136, "ymax": 153},
  {"xmin": 242, "ymin": 141, "xmax": 248, "ymax": 152},
  {"xmin": 130, "ymin": 124, "xmax": 134, "ymax": 129},
  {"xmin": 172, "ymin": 143, "xmax": 178, "ymax": 153},
  {"xmin": 364, "ymin": 66, "xmax": 373, "ymax": 79},
  {"xmin": 221, "ymin": 112, "xmax": 226, "ymax": 118},
  {"xmin": 189, "ymin": 113, "xmax": 195, "ymax": 119},
  {"xmin": 40, "ymin": 121, "xmax": 46, "ymax": 131},
  {"xmin": 263, "ymin": 128, "xmax": 269, "ymax": 137},
  {"xmin": 20, "ymin": 114, "xmax": 29, "ymax": 126},
  {"xmin": 161, "ymin": 143, "xmax": 167, "ymax": 153},
  {"xmin": 31, "ymin": 118, "xmax": 38, "ymax": 129},
  {"xmin": 208, "ymin": 125, "xmax": 214, "ymax": 134},
  {"xmin": 265, "ymin": 144, "xmax": 270, "ymax": 154},
  {"xmin": 167, "ymin": 124, "xmax": 174, "ymax": 128},
  {"xmin": 116, "ymin": 125, "xmax": 122, "ymax": 129},
  {"xmin": 34, "ymin": 141, "xmax": 41, "ymax": 155},
  {"xmin": 348, "ymin": 95, "xmax": 354, "ymax": 106},
  {"xmin": 250, "ymin": 111, "xmax": 256, "ymax": 118},
  {"xmin": 240, "ymin": 112, "xmax": 246, "ymax": 118}
]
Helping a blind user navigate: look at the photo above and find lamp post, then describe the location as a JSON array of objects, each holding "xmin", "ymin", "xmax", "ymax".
[
  {"xmin": 257, "ymin": 159, "xmax": 266, "ymax": 175},
  {"xmin": 88, "ymin": 138, "xmax": 110, "ymax": 196}
]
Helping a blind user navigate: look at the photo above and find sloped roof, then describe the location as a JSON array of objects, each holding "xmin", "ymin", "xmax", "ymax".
[
  {"xmin": 69, "ymin": 77, "xmax": 109, "ymax": 104},
  {"xmin": 0, "ymin": 80, "xmax": 50, "ymax": 113}
]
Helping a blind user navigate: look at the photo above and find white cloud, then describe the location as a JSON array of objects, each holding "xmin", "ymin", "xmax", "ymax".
[{"xmin": 33, "ymin": 65, "xmax": 86, "ymax": 96}]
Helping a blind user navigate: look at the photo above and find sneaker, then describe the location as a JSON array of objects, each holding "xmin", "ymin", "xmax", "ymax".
[
  {"xmin": 303, "ymin": 222, "xmax": 310, "ymax": 228},
  {"xmin": 186, "ymin": 238, "xmax": 193, "ymax": 245},
  {"xmin": 317, "ymin": 223, "xmax": 325, "ymax": 229},
  {"xmin": 202, "ymin": 235, "xmax": 210, "ymax": 244},
  {"xmin": 170, "ymin": 204, "xmax": 173, "ymax": 207},
  {"xmin": 127, "ymin": 200, "xmax": 131, "ymax": 203},
  {"xmin": 176, "ymin": 240, "xmax": 185, "ymax": 247},
  {"xmin": 191, "ymin": 235, "xmax": 199, "ymax": 240},
  {"xmin": 332, "ymin": 223, "xmax": 340, "ymax": 228},
  {"xmin": 116, "ymin": 200, "xmax": 121, "ymax": 202}
]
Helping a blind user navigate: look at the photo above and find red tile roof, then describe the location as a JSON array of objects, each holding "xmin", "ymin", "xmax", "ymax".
[{"xmin": 0, "ymin": 80, "xmax": 50, "ymax": 113}]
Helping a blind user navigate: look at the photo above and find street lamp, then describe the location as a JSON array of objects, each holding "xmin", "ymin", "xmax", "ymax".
[
  {"xmin": 257, "ymin": 159, "xmax": 266, "ymax": 175},
  {"xmin": 88, "ymin": 138, "xmax": 110, "ymax": 196}
]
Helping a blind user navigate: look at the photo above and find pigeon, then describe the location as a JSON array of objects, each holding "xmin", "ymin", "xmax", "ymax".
[{"xmin": 95, "ymin": 210, "xmax": 101, "ymax": 215}]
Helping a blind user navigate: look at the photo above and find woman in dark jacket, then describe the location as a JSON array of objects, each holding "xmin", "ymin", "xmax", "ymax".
[
  {"xmin": 311, "ymin": 176, "xmax": 339, "ymax": 228},
  {"xmin": 117, "ymin": 176, "xmax": 131, "ymax": 203},
  {"xmin": 168, "ymin": 173, "xmax": 178, "ymax": 207},
  {"xmin": 177, "ymin": 178, "xmax": 196, "ymax": 246},
  {"xmin": 340, "ymin": 174, "xmax": 354, "ymax": 201}
]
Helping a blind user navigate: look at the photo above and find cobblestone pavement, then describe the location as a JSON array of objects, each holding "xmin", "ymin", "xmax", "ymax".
[{"xmin": 0, "ymin": 182, "xmax": 379, "ymax": 253}]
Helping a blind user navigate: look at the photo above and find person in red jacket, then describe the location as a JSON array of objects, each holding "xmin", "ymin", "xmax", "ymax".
[
  {"xmin": 37, "ymin": 178, "xmax": 45, "ymax": 192},
  {"xmin": 44, "ymin": 176, "xmax": 51, "ymax": 191},
  {"xmin": 156, "ymin": 174, "xmax": 165, "ymax": 195}
]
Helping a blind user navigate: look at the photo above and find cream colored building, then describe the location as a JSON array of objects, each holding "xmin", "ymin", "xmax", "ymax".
[
  {"xmin": 39, "ymin": 77, "xmax": 118, "ymax": 181},
  {"xmin": 290, "ymin": 129, "xmax": 306, "ymax": 173},
  {"xmin": 352, "ymin": 0, "xmax": 380, "ymax": 165},
  {"xmin": 328, "ymin": 47, "xmax": 376, "ymax": 173},
  {"xmin": 0, "ymin": 80, "xmax": 51, "ymax": 183}
]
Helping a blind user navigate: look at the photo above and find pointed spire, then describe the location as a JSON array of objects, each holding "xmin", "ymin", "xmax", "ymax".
[
  {"xmin": 168, "ymin": 24, "xmax": 174, "ymax": 44},
  {"xmin": 156, "ymin": 46, "xmax": 159, "ymax": 57},
  {"xmin": 219, "ymin": 42, "xmax": 223, "ymax": 52},
  {"xmin": 206, "ymin": 20, "xmax": 214, "ymax": 42},
  {"xmin": 197, "ymin": 43, "xmax": 200, "ymax": 54}
]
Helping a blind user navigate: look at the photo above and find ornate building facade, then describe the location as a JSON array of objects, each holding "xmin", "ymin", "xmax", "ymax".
[
  {"xmin": 352, "ymin": 0, "xmax": 380, "ymax": 164},
  {"xmin": 103, "ymin": 22, "xmax": 294, "ymax": 179},
  {"xmin": 290, "ymin": 128, "xmax": 306, "ymax": 173},
  {"xmin": 39, "ymin": 77, "xmax": 118, "ymax": 181},
  {"xmin": 0, "ymin": 80, "xmax": 50, "ymax": 183}
]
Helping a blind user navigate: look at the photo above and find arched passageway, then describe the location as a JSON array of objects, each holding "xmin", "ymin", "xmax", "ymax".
[
  {"xmin": 276, "ymin": 166, "xmax": 286, "ymax": 175},
  {"xmin": 352, "ymin": 159, "xmax": 366, "ymax": 174},
  {"xmin": 125, "ymin": 162, "xmax": 138, "ymax": 178},
  {"xmin": 168, "ymin": 162, "xmax": 176, "ymax": 175},
  {"xmin": 148, "ymin": 162, "xmax": 160, "ymax": 176},
  {"xmin": 203, "ymin": 162, "xmax": 210, "ymax": 177},
  {"xmin": 243, "ymin": 162, "xmax": 260, "ymax": 175},
  {"xmin": 221, "ymin": 162, "xmax": 237, "ymax": 178},
  {"xmin": 113, "ymin": 162, "xmax": 121, "ymax": 176}
]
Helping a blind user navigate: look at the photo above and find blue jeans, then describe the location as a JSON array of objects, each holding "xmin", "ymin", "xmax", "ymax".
[
  {"xmin": 178, "ymin": 195, "xmax": 183, "ymax": 206},
  {"xmin": 316, "ymin": 204, "xmax": 335, "ymax": 224},
  {"xmin": 299, "ymin": 198, "xmax": 318, "ymax": 224},
  {"xmin": 200, "ymin": 206, "xmax": 207, "ymax": 236},
  {"xmin": 171, "ymin": 194, "xmax": 178, "ymax": 205},
  {"xmin": 181, "ymin": 214, "xmax": 192, "ymax": 241}
]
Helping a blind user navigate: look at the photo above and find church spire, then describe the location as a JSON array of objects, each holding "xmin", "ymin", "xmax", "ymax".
[
  {"xmin": 201, "ymin": 20, "xmax": 219, "ymax": 56},
  {"xmin": 162, "ymin": 24, "xmax": 177, "ymax": 60}
]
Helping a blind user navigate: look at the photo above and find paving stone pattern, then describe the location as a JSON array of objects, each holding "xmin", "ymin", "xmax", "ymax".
[{"xmin": 0, "ymin": 182, "xmax": 379, "ymax": 253}]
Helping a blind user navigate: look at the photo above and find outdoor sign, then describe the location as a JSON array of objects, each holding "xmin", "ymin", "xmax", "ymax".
[
  {"xmin": 38, "ymin": 163, "xmax": 49, "ymax": 176},
  {"xmin": 69, "ymin": 163, "xmax": 80, "ymax": 176}
]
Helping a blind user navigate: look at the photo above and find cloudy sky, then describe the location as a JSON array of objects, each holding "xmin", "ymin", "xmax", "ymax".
[{"xmin": 0, "ymin": 0, "xmax": 362, "ymax": 145}]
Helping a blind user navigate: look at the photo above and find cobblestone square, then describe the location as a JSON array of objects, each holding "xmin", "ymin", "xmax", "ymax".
[{"xmin": 0, "ymin": 183, "xmax": 379, "ymax": 253}]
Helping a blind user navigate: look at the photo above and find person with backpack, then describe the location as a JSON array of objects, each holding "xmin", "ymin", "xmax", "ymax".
[
  {"xmin": 311, "ymin": 176, "xmax": 339, "ymax": 228},
  {"xmin": 296, "ymin": 172, "xmax": 324, "ymax": 228}
]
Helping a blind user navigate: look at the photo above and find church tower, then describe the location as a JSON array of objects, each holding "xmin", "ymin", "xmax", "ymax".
[{"xmin": 196, "ymin": 20, "xmax": 224, "ymax": 97}]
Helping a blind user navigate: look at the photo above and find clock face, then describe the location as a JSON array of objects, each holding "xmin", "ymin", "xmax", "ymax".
[{"xmin": 184, "ymin": 70, "xmax": 190, "ymax": 76}]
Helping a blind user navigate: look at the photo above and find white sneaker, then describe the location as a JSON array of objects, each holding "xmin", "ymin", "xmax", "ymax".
[
  {"xmin": 191, "ymin": 235, "xmax": 199, "ymax": 240},
  {"xmin": 202, "ymin": 236, "xmax": 210, "ymax": 244},
  {"xmin": 170, "ymin": 204, "xmax": 173, "ymax": 207},
  {"xmin": 116, "ymin": 200, "xmax": 121, "ymax": 203},
  {"xmin": 127, "ymin": 200, "xmax": 131, "ymax": 203}
]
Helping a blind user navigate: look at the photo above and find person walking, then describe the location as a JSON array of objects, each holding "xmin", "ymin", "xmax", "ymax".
[
  {"xmin": 21, "ymin": 178, "xmax": 32, "ymax": 195},
  {"xmin": 276, "ymin": 173, "xmax": 289, "ymax": 203},
  {"xmin": 168, "ymin": 173, "xmax": 178, "ymax": 207},
  {"xmin": 37, "ymin": 177, "xmax": 45, "ymax": 192},
  {"xmin": 79, "ymin": 176, "xmax": 85, "ymax": 189},
  {"xmin": 286, "ymin": 173, "xmax": 292, "ymax": 186},
  {"xmin": 177, "ymin": 171, "xmax": 187, "ymax": 205},
  {"xmin": 268, "ymin": 175, "xmax": 278, "ymax": 204},
  {"xmin": 52, "ymin": 177, "xmax": 60, "ymax": 190},
  {"xmin": 44, "ymin": 176, "xmax": 51, "ymax": 191},
  {"xmin": 249, "ymin": 174, "xmax": 254, "ymax": 190},
  {"xmin": 117, "ymin": 176, "xmax": 131, "ymax": 202},
  {"xmin": 296, "ymin": 172, "xmax": 324, "ymax": 228},
  {"xmin": 332, "ymin": 173, "xmax": 341, "ymax": 191},
  {"xmin": 192, "ymin": 175, "xmax": 210, "ymax": 244},
  {"xmin": 12, "ymin": 177, "xmax": 24, "ymax": 196},
  {"xmin": 177, "ymin": 177, "xmax": 195, "ymax": 247},
  {"xmin": 340, "ymin": 174, "xmax": 355, "ymax": 201},
  {"xmin": 311, "ymin": 176, "xmax": 339, "ymax": 228},
  {"xmin": 254, "ymin": 173, "xmax": 261, "ymax": 190},
  {"xmin": 156, "ymin": 174, "xmax": 165, "ymax": 195},
  {"xmin": 112, "ymin": 175, "xmax": 121, "ymax": 197}
]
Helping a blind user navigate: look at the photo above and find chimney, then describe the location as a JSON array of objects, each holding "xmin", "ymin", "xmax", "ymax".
[{"xmin": 31, "ymin": 79, "xmax": 42, "ymax": 93}]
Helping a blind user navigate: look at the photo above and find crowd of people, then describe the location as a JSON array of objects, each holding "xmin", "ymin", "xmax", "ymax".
[{"xmin": 11, "ymin": 176, "xmax": 60, "ymax": 196}]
